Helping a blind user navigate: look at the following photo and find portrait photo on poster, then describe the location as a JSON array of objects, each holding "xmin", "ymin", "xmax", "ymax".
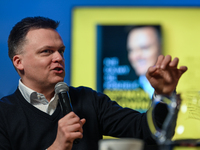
[{"xmin": 96, "ymin": 25, "xmax": 162, "ymax": 112}]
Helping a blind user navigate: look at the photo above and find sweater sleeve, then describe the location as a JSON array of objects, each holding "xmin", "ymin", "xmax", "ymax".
[
  {"xmin": 0, "ymin": 129, "xmax": 11, "ymax": 150},
  {"xmin": 69, "ymin": 86, "xmax": 168, "ymax": 147},
  {"xmin": 92, "ymin": 90, "xmax": 167, "ymax": 145},
  {"xmin": 0, "ymin": 101, "xmax": 12, "ymax": 150}
]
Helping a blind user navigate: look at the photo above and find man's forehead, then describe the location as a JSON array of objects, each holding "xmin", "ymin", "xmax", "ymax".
[
  {"xmin": 131, "ymin": 27, "xmax": 157, "ymax": 36},
  {"xmin": 24, "ymin": 28, "xmax": 64, "ymax": 49},
  {"xmin": 26, "ymin": 28, "xmax": 62, "ymax": 42},
  {"xmin": 129, "ymin": 27, "xmax": 159, "ymax": 44}
]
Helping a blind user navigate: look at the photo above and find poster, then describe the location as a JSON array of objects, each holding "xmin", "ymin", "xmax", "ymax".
[{"xmin": 96, "ymin": 25, "xmax": 162, "ymax": 112}]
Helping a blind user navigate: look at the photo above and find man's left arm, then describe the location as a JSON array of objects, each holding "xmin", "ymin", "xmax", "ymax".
[{"xmin": 145, "ymin": 55, "xmax": 187, "ymax": 142}]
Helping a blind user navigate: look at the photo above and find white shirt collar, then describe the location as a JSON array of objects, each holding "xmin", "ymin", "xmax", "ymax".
[
  {"xmin": 18, "ymin": 79, "xmax": 34, "ymax": 103},
  {"xmin": 18, "ymin": 79, "xmax": 59, "ymax": 115}
]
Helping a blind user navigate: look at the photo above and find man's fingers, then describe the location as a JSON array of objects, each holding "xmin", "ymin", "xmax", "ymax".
[
  {"xmin": 146, "ymin": 66, "xmax": 157, "ymax": 78},
  {"xmin": 66, "ymin": 117, "xmax": 80, "ymax": 126},
  {"xmin": 63, "ymin": 112, "xmax": 77, "ymax": 119},
  {"xmin": 179, "ymin": 66, "xmax": 188, "ymax": 74},
  {"xmin": 169, "ymin": 57, "xmax": 179, "ymax": 68},
  {"xmin": 155, "ymin": 55, "xmax": 164, "ymax": 68},
  {"xmin": 160, "ymin": 55, "xmax": 172, "ymax": 69},
  {"xmin": 62, "ymin": 112, "xmax": 80, "ymax": 125},
  {"xmin": 155, "ymin": 55, "xmax": 172, "ymax": 69},
  {"xmin": 58, "ymin": 116, "xmax": 86, "ymax": 136},
  {"xmin": 62, "ymin": 123, "xmax": 82, "ymax": 133},
  {"xmin": 80, "ymin": 118, "xmax": 86, "ymax": 126},
  {"xmin": 76, "ymin": 118, "xmax": 86, "ymax": 133},
  {"xmin": 70, "ymin": 131, "xmax": 84, "ymax": 139}
]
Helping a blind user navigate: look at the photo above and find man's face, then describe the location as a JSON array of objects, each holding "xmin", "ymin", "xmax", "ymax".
[
  {"xmin": 16, "ymin": 28, "xmax": 65, "ymax": 91},
  {"xmin": 127, "ymin": 27, "xmax": 160, "ymax": 76}
]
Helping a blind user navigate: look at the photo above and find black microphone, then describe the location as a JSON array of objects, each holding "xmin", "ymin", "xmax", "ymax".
[
  {"xmin": 54, "ymin": 82, "xmax": 80, "ymax": 144},
  {"xmin": 55, "ymin": 82, "xmax": 73, "ymax": 115}
]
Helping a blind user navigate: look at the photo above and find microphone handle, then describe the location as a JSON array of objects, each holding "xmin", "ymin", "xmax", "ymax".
[
  {"xmin": 58, "ymin": 91, "xmax": 80, "ymax": 144},
  {"xmin": 58, "ymin": 91, "xmax": 73, "ymax": 116}
]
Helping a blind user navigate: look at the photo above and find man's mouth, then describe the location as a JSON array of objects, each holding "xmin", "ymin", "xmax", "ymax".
[
  {"xmin": 53, "ymin": 67, "xmax": 64, "ymax": 72},
  {"xmin": 54, "ymin": 67, "xmax": 62, "ymax": 71},
  {"xmin": 136, "ymin": 60, "xmax": 146, "ymax": 66}
]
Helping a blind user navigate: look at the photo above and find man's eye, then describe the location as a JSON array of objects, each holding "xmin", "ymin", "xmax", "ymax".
[
  {"xmin": 42, "ymin": 50, "xmax": 52, "ymax": 53},
  {"xmin": 59, "ymin": 50, "xmax": 65, "ymax": 55}
]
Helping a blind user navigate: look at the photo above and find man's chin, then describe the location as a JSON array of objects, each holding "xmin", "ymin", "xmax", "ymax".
[
  {"xmin": 56, "ymin": 79, "xmax": 64, "ymax": 83},
  {"xmin": 52, "ymin": 77, "xmax": 65, "ymax": 84},
  {"xmin": 135, "ymin": 70, "xmax": 146, "ymax": 76}
]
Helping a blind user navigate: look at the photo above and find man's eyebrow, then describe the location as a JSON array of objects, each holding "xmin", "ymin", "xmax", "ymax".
[
  {"xmin": 59, "ymin": 45, "xmax": 66, "ymax": 49},
  {"xmin": 39, "ymin": 45, "xmax": 66, "ymax": 50}
]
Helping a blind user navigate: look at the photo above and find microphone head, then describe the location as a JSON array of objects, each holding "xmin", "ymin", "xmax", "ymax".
[{"xmin": 55, "ymin": 82, "xmax": 69, "ymax": 94}]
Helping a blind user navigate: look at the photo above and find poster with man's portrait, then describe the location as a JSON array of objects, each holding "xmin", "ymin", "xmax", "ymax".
[{"xmin": 96, "ymin": 25, "xmax": 162, "ymax": 112}]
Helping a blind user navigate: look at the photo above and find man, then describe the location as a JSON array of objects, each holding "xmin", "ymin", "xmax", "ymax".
[
  {"xmin": 127, "ymin": 26, "xmax": 162, "ymax": 97},
  {"xmin": 0, "ymin": 16, "xmax": 187, "ymax": 150}
]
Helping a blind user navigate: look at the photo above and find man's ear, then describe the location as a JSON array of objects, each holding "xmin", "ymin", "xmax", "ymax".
[{"xmin": 13, "ymin": 55, "xmax": 24, "ymax": 71}]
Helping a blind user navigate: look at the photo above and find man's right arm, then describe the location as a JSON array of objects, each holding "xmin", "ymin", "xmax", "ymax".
[
  {"xmin": 0, "ymin": 111, "xmax": 11, "ymax": 150},
  {"xmin": 47, "ymin": 112, "xmax": 86, "ymax": 150}
]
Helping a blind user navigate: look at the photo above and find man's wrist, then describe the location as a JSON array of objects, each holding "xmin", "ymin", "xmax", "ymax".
[{"xmin": 153, "ymin": 91, "xmax": 177, "ymax": 100}]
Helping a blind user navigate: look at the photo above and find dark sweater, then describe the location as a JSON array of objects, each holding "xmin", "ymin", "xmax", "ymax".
[{"xmin": 0, "ymin": 86, "xmax": 163, "ymax": 150}]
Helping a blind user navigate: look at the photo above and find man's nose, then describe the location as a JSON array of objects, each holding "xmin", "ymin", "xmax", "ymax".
[
  {"xmin": 134, "ymin": 49, "xmax": 143, "ymax": 58},
  {"xmin": 52, "ymin": 51, "xmax": 64, "ymax": 62}
]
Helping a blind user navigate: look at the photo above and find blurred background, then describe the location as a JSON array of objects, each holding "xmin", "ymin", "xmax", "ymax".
[{"xmin": 1, "ymin": 0, "xmax": 200, "ymax": 141}]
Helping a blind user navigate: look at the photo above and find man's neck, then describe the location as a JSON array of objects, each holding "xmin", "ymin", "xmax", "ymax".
[{"xmin": 20, "ymin": 79, "xmax": 55, "ymax": 102}]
